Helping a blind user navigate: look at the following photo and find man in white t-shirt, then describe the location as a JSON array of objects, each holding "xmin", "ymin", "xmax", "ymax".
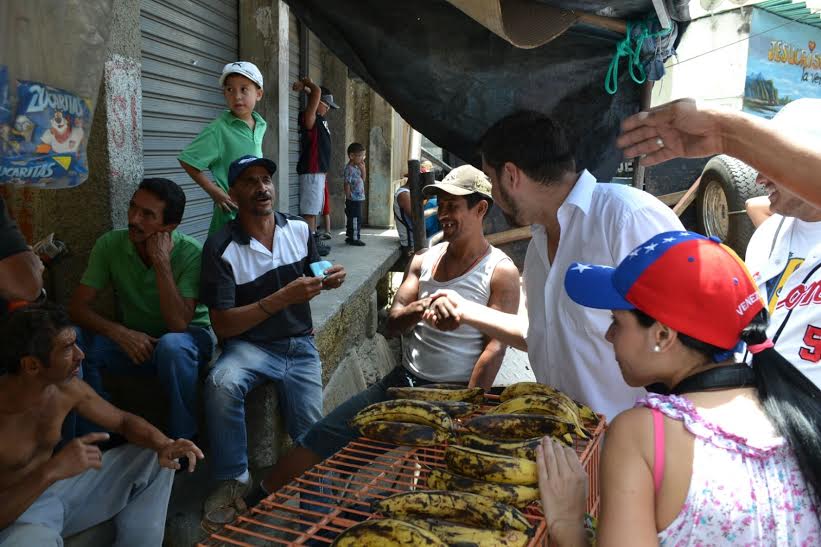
[
  {"xmin": 744, "ymin": 99, "xmax": 821, "ymax": 388},
  {"xmin": 425, "ymin": 111, "xmax": 684, "ymax": 420}
]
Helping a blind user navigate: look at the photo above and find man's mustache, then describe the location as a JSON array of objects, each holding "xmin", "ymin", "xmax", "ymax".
[
  {"xmin": 127, "ymin": 223, "xmax": 143, "ymax": 233},
  {"xmin": 254, "ymin": 191, "xmax": 272, "ymax": 200}
]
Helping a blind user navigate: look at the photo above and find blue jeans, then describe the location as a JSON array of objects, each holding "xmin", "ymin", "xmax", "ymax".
[
  {"xmin": 204, "ymin": 336, "xmax": 323, "ymax": 481},
  {"xmin": 77, "ymin": 326, "xmax": 215, "ymax": 440}
]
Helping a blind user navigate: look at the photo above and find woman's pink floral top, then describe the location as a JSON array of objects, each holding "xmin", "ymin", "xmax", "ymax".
[{"xmin": 638, "ymin": 393, "xmax": 820, "ymax": 546}]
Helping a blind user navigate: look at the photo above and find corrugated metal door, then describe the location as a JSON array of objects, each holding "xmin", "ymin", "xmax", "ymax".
[
  {"xmin": 308, "ymin": 31, "xmax": 323, "ymax": 85},
  {"xmin": 287, "ymin": 11, "xmax": 301, "ymax": 215},
  {"xmin": 140, "ymin": 0, "xmax": 239, "ymax": 241}
]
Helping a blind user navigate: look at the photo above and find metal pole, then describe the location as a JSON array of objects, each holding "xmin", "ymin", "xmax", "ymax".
[
  {"xmin": 631, "ymin": 80, "xmax": 655, "ymax": 190},
  {"xmin": 408, "ymin": 160, "xmax": 426, "ymax": 252}
]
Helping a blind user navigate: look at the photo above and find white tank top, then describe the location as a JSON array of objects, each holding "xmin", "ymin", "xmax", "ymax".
[
  {"xmin": 394, "ymin": 186, "xmax": 413, "ymax": 247},
  {"xmin": 403, "ymin": 242, "xmax": 512, "ymax": 382}
]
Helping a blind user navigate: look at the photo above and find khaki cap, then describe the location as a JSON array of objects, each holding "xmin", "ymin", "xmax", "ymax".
[{"xmin": 422, "ymin": 165, "xmax": 493, "ymax": 202}]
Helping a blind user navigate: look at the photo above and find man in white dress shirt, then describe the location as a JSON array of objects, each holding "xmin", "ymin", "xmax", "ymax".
[{"xmin": 425, "ymin": 110, "xmax": 684, "ymax": 419}]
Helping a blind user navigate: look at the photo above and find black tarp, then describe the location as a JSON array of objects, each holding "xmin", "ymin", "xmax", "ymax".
[{"xmin": 284, "ymin": 0, "xmax": 661, "ymax": 180}]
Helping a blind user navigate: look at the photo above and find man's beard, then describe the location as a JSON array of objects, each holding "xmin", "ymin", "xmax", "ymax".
[{"xmin": 498, "ymin": 182, "xmax": 524, "ymax": 227}]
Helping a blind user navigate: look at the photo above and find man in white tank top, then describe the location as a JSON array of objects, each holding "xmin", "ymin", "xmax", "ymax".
[{"xmin": 255, "ymin": 165, "xmax": 520, "ymax": 499}]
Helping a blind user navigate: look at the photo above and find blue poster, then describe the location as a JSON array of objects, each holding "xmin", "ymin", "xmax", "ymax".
[{"xmin": 744, "ymin": 8, "xmax": 821, "ymax": 118}]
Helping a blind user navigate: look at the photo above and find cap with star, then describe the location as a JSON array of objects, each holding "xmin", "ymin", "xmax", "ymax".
[{"xmin": 563, "ymin": 231, "xmax": 763, "ymax": 349}]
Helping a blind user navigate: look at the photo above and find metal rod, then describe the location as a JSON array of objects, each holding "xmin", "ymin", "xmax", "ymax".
[
  {"xmin": 408, "ymin": 160, "xmax": 427, "ymax": 251},
  {"xmin": 631, "ymin": 81, "xmax": 655, "ymax": 190}
]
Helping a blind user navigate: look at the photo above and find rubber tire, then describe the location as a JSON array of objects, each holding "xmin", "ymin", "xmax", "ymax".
[{"xmin": 695, "ymin": 154, "xmax": 765, "ymax": 254}]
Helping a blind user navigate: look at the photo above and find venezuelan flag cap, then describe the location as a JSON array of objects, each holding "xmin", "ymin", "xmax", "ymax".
[{"xmin": 564, "ymin": 231, "xmax": 762, "ymax": 350}]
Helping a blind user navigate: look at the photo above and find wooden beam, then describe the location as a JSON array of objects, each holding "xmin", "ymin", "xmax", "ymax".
[
  {"xmin": 577, "ymin": 13, "xmax": 627, "ymax": 34},
  {"xmin": 656, "ymin": 190, "xmax": 688, "ymax": 207},
  {"xmin": 486, "ymin": 226, "xmax": 533, "ymax": 246},
  {"xmin": 672, "ymin": 177, "xmax": 701, "ymax": 217}
]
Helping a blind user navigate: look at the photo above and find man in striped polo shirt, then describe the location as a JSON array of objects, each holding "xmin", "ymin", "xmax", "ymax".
[{"xmin": 198, "ymin": 155, "xmax": 346, "ymax": 529}]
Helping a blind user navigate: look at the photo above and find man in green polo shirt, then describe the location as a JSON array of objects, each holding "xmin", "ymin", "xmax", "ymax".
[{"xmin": 69, "ymin": 178, "xmax": 214, "ymax": 440}]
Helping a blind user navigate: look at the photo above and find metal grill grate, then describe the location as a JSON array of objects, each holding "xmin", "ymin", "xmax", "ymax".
[{"xmin": 199, "ymin": 410, "xmax": 605, "ymax": 546}]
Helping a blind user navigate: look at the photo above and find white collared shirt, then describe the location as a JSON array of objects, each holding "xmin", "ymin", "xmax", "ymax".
[{"xmin": 523, "ymin": 170, "xmax": 685, "ymax": 420}]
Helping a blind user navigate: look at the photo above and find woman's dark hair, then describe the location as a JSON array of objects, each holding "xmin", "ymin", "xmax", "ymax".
[
  {"xmin": 479, "ymin": 110, "xmax": 575, "ymax": 185},
  {"xmin": 464, "ymin": 192, "xmax": 493, "ymax": 217},
  {"xmin": 632, "ymin": 308, "xmax": 821, "ymax": 506},
  {"xmin": 1, "ymin": 303, "xmax": 73, "ymax": 374},
  {"xmin": 139, "ymin": 178, "xmax": 186, "ymax": 225}
]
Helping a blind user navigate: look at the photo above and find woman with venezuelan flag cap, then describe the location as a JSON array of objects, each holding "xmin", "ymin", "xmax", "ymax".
[{"xmin": 537, "ymin": 231, "xmax": 821, "ymax": 546}]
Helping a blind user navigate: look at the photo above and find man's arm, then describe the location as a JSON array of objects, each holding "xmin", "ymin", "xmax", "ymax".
[
  {"xmin": 386, "ymin": 251, "xmax": 431, "ymax": 335},
  {"xmin": 425, "ymin": 285, "xmax": 529, "ymax": 352},
  {"xmin": 70, "ymin": 380, "xmax": 203, "ymax": 471},
  {"xmin": 69, "ymin": 284, "xmax": 157, "ymax": 364},
  {"xmin": 617, "ymin": 98, "xmax": 821, "ymax": 208},
  {"xmin": 397, "ymin": 190, "xmax": 412, "ymax": 218},
  {"xmin": 147, "ymin": 232, "xmax": 196, "ymax": 332},
  {"xmin": 745, "ymin": 195, "xmax": 773, "ymax": 228},
  {"xmin": 0, "ymin": 250, "xmax": 43, "ymax": 302},
  {"xmin": 293, "ymin": 77, "xmax": 321, "ymax": 130},
  {"xmin": 467, "ymin": 260, "xmax": 521, "ymax": 390},
  {"xmin": 0, "ymin": 431, "xmax": 110, "ymax": 529},
  {"xmin": 0, "ymin": 198, "xmax": 43, "ymax": 301},
  {"xmin": 179, "ymin": 160, "xmax": 237, "ymax": 213},
  {"xmin": 209, "ymin": 276, "xmax": 323, "ymax": 339}
]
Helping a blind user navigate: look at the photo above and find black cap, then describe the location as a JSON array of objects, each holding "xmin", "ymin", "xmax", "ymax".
[{"xmin": 228, "ymin": 155, "xmax": 277, "ymax": 186}]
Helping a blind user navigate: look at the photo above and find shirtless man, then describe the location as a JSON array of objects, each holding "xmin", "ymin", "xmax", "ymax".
[{"xmin": 0, "ymin": 304, "xmax": 203, "ymax": 546}]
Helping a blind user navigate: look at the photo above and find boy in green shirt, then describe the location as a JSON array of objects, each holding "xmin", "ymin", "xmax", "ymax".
[
  {"xmin": 69, "ymin": 178, "xmax": 214, "ymax": 440},
  {"xmin": 179, "ymin": 61, "xmax": 267, "ymax": 234}
]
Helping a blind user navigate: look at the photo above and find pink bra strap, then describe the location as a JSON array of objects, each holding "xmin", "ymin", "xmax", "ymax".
[{"xmin": 652, "ymin": 408, "xmax": 665, "ymax": 496}]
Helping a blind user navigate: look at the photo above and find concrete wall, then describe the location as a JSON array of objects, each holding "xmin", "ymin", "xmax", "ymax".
[
  {"xmin": 1, "ymin": 0, "xmax": 143, "ymax": 307},
  {"xmin": 652, "ymin": 9, "xmax": 751, "ymax": 110},
  {"xmin": 367, "ymin": 93, "xmax": 395, "ymax": 228},
  {"xmin": 321, "ymin": 46, "xmax": 353, "ymax": 229},
  {"xmin": 239, "ymin": 0, "xmax": 291, "ymax": 212}
]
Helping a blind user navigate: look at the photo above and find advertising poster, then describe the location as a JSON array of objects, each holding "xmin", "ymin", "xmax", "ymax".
[{"xmin": 744, "ymin": 8, "xmax": 821, "ymax": 118}]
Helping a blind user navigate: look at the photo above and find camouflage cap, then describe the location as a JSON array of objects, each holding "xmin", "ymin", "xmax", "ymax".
[{"xmin": 422, "ymin": 165, "xmax": 493, "ymax": 202}]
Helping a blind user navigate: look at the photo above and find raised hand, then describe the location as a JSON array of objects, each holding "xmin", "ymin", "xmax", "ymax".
[
  {"xmin": 145, "ymin": 231, "xmax": 175, "ymax": 264},
  {"xmin": 617, "ymin": 98, "xmax": 725, "ymax": 167}
]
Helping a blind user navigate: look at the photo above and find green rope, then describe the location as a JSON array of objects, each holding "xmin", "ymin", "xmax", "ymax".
[{"xmin": 605, "ymin": 19, "xmax": 672, "ymax": 95}]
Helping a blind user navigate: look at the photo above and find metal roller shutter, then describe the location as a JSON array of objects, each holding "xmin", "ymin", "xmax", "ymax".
[
  {"xmin": 308, "ymin": 31, "xmax": 322, "ymax": 84},
  {"xmin": 140, "ymin": 0, "xmax": 239, "ymax": 241},
  {"xmin": 287, "ymin": 11, "xmax": 301, "ymax": 216}
]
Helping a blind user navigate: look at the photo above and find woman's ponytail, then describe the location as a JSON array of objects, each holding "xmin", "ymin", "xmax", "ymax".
[{"xmin": 742, "ymin": 309, "xmax": 821, "ymax": 506}]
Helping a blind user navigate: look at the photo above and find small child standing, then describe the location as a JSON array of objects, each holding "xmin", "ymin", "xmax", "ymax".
[
  {"xmin": 343, "ymin": 142, "xmax": 367, "ymax": 246},
  {"xmin": 178, "ymin": 61, "xmax": 267, "ymax": 235}
]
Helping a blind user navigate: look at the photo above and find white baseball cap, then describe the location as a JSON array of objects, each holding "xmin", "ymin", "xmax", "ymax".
[
  {"xmin": 771, "ymin": 99, "xmax": 821, "ymax": 143},
  {"xmin": 219, "ymin": 61, "xmax": 263, "ymax": 89}
]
